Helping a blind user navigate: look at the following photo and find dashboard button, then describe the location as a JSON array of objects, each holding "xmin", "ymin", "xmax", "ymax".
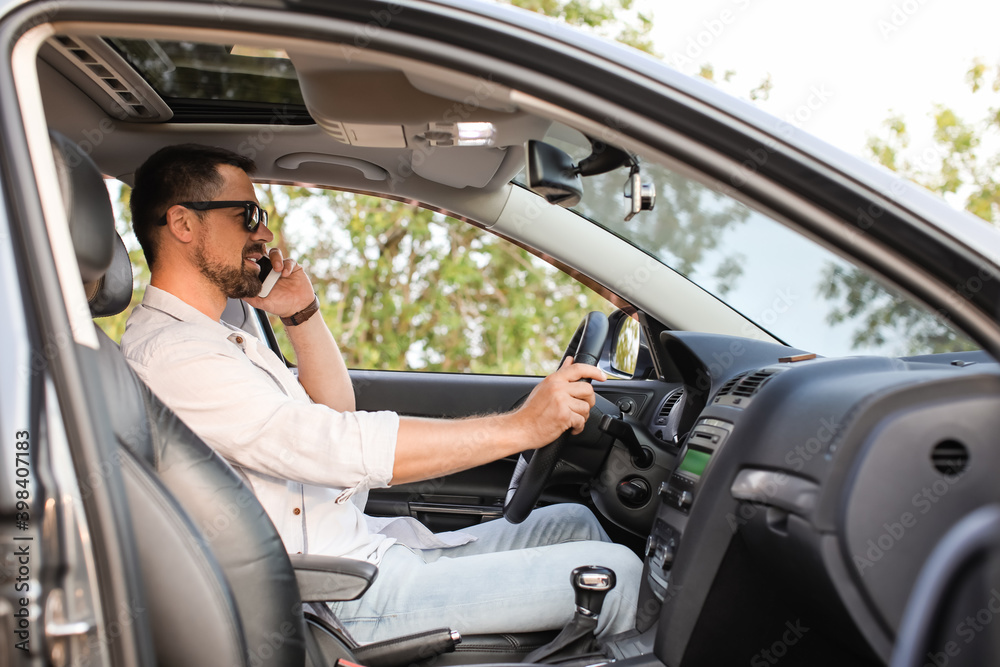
[
  {"xmin": 661, "ymin": 541, "xmax": 676, "ymax": 571},
  {"xmin": 645, "ymin": 536, "xmax": 657, "ymax": 558}
]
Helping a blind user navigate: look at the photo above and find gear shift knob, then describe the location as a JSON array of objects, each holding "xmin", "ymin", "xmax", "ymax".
[
  {"xmin": 523, "ymin": 566, "xmax": 618, "ymax": 663},
  {"xmin": 571, "ymin": 566, "xmax": 616, "ymax": 617}
]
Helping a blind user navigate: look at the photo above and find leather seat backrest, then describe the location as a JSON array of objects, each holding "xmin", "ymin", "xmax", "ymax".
[
  {"xmin": 53, "ymin": 130, "xmax": 307, "ymax": 667},
  {"xmin": 95, "ymin": 328, "xmax": 307, "ymax": 666}
]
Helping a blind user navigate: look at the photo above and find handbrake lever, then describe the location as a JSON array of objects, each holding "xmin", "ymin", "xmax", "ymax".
[{"xmin": 351, "ymin": 628, "xmax": 461, "ymax": 667}]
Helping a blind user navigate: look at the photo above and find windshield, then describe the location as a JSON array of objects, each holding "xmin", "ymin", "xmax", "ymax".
[{"xmin": 540, "ymin": 129, "xmax": 975, "ymax": 357}]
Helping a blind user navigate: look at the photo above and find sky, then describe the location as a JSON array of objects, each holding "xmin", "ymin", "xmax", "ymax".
[{"xmin": 633, "ymin": 0, "xmax": 1000, "ymax": 162}]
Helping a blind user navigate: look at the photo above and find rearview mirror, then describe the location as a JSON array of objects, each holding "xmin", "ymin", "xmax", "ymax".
[
  {"xmin": 611, "ymin": 316, "xmax": 640, "ymax": 377},
  {"xmin": 525, "ymin": 140, "xmax": 582, "ymax": 207}
]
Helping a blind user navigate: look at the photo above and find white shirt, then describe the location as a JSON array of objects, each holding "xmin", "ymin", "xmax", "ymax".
[{"xmin": 121, "ymin": 286, "xmax": 472, "ymax": 563}]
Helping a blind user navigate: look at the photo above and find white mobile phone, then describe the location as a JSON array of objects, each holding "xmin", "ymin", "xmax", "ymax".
[{"xmin": 257, "ymin": 256, "xmax": 280, "ymax": 298}]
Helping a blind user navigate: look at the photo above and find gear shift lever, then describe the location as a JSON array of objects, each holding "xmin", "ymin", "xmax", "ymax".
[
  {"xmin": 523, "ymin": 566, "xmax": 617, "ymax": 663},
  {"xmin": 573, "ymin": 566, "xmax": 616, "ymax": 618}
]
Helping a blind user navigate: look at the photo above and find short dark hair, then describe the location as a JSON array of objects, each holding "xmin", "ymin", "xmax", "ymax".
[{"xmin": 130, "ymin": 144, "xmax": 256, "ymax": 269}]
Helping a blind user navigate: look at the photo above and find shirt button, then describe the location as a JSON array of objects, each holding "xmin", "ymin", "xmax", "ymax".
[
  {"xmin": 235, "ymin": 336, "xmax": 244, "ymax": 344},
  {"xmin": 293, "ymin": 508, "xmax": 301, "ymax": 515}
]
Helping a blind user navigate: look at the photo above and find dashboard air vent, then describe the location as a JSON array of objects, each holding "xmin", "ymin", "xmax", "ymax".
[
  {"xmin": 931, "ymin": 440, "xmax": 969, "ymax": 476},
  {"xmin": 652, "ymin": 388, "xmax": 685, "ymax": 442},
  {"xmin": 659, "ymin": 389, "xmax": 684, "ymax": 418},
  {"xmin": 731, "ymin": 369, "xmax": 778, "ymax": 397},
  {"xmin": 713, "ymin": 369, "xmax": 780, "ymax": 408},
  {"xmin": 715, "ymin": 372, "xmax": 748, "ymax": 398}
]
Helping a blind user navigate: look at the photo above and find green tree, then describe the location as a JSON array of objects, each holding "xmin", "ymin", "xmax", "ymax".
[
  {"xmin": 866, "ymin": 64, "xmax": 1000, "ymax": 222},
  {"xmin": 264, "ymin": 186, "xmax": 612, "ymax": 374},
  {"xmin": 817, "ymin": 61, "xmax": 998, "ymax": 354}
]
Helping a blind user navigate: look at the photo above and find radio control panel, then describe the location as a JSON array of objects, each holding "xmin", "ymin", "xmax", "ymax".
[{"xmin": 646, "ymin": 418, "xmax": 732, "ymax": 601}]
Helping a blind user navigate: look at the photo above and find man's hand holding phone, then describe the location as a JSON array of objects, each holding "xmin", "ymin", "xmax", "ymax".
[
  {"xmin": 243, "ymin": 247, "xmax": 316, "ymax": 318},
  {"xmin": 244, "ymin": 247, "xmax": 350, "ymax": 410}
]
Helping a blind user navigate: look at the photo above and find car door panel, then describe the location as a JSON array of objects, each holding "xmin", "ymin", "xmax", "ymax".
[
  {"xmin": 354, "ymin": 369, "xmax": 535, "ymax": 530},
  {"xmin": 352, "ymin": 369, "xmax": 667, "ymax": 531},
  {"xmin": 352, "ymin": 369, "xmax": 538, "ymax": 417}
]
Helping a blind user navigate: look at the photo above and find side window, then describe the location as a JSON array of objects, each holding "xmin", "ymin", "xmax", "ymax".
[
  {"xmin": 258, "ymin": 185, "xmax": 615, "ymax": 375},
  {"xmin": 102, "ymin": 182, "xmax": 615, "ymax": 376}
]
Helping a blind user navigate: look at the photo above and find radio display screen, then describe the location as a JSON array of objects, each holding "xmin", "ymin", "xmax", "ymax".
[{"xmin": 678, "ymin": 448, "xmax": 711, "ymax": 477}]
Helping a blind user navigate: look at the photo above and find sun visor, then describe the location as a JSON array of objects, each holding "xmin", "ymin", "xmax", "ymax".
[{"xmin": 406, "ymin": 145, "xmax": 507, "ymax": 189}]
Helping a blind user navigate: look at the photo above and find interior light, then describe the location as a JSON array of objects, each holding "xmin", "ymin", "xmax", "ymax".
[
  {"xmin": 424, "ymin": 122, "xmax": 497, "ymax": 147},
  {"xmin": 229, "ymin": 45, "xmax": 290, "ymax": 59}
]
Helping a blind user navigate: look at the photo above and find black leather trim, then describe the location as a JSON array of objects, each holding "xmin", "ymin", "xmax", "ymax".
[
  {"xmin": 422, "ymin": 631, "xmax": 558, "ymax": 667},
  {"xmin": 120, "ymin": 450, "xmax": 248, "ymax": 667},
  {"xmin": 289, "ymin": 554, "xmax": 378, "ymax": 602},
  {"xmin": 353, "ymin": 628, "xmax": 457, "ymax": 667},
  {"xmin": 96, "ymin": 329, "xmax": 307, "ymax": 667},
  {"xmin": 455, "ymin": 631, "xmax": 558, "ymax": 653}
]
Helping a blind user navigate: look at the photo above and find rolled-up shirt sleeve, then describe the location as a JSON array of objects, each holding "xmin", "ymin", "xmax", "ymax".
[{"xmin": 130, "ymin": 328, "xmax": 398, "ymax": 498}]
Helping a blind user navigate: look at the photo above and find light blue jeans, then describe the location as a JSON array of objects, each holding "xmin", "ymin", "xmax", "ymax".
[{"xmin": 328, "ymin": 504, "xmax": 643, "ymax": 644}]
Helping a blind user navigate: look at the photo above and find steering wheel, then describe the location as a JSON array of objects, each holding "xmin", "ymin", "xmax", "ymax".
[{"xmin": 503, "ymin": 312, "xmax": 610, "ymax": 524}]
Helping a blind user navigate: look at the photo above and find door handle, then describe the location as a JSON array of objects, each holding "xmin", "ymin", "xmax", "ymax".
[{"xmin": 408, "ymin": 502, "xmax": 503, "ymax": 519}]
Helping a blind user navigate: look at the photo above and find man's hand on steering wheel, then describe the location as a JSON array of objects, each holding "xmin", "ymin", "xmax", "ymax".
[
  {"xmin": 503, "ymin": 312, "xmax": 614, "ymax": 524},
  {"xmin": 510, "ymin": 357, "xmax": 606, "ymax": 445}
]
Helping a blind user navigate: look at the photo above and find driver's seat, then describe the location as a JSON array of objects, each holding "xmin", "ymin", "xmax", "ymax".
[{"xmin": 55, "ymin": 130, "xmax": 556, "ymax": 666}]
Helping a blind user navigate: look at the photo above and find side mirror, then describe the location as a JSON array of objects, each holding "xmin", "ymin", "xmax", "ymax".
[
  {"xmin": 611, "ymin": 315, "xmax": 641, "ymax": 377},
  {"xmin": 525, "ymin": 140, "xmax": 582, "ymax": 207}
]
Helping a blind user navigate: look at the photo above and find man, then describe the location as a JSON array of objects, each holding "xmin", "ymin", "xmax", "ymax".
[{"xmin": 121, "ymin": 144, "xmax": 642, "ymax": 644}]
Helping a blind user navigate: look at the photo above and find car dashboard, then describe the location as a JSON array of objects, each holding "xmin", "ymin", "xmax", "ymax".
[{"xmin": 596, "ymin": 330, "xmax": 1000, "ymax": 666}]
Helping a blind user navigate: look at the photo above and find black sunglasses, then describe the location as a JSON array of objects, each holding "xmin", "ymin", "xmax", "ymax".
[{"xmin": 160, "ymin": 200, "xmax": 268, "ymax": 232}]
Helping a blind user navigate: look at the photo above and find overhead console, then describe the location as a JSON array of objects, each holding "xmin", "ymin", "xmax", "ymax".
[{"xmin": 290, "ymin": 50, "xmax": 552, "ymax": 189}]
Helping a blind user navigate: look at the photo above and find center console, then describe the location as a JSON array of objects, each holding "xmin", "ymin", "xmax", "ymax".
[{"xmin": 645, "ymin": 418, "xmax": 733, "ymax": 600}]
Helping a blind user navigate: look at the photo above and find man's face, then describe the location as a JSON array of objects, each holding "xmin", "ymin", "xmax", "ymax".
[{"xmin": 191, "ymin": 164, "xmax": 273, "ymax": 299}]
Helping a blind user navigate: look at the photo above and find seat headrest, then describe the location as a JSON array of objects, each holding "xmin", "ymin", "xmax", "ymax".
[
  {"xmin": 86, "ymin": 233, "xmax": 133, "ymax": 317},
  {"xmin": 50, "ymin": 130, "xmax": 133, "ymax": 317}
]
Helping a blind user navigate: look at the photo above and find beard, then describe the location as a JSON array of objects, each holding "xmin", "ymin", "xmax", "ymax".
[{"xmin": 193, "ymin": 238, "xmax": 264, "ymax": 299}]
